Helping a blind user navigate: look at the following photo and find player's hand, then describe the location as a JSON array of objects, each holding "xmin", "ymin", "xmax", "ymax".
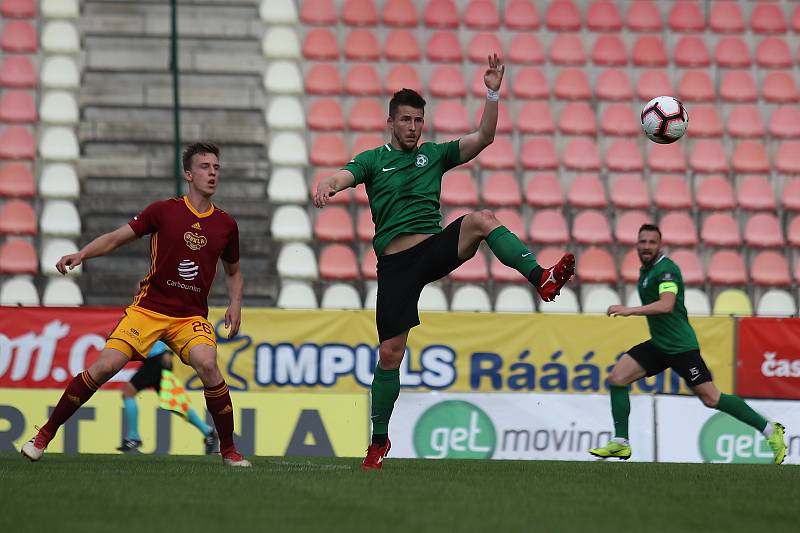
[
  {"xmin": 607, "ymin": 305, "xmax": 631, "ymax": 317},
  {"xmin": 484, "ymin": 53, "xmax": 505, "ymax": 92},
  {"xmin": 224, "ymin": 303, "xmax": 241, "ymax": 339},
  {"xmin": 56, "ymin": 252, "xmax": 82, "ymax": 275},
  {"xmin": 313, "ymin": 181, "xmax": 336, "ymax": 208}
]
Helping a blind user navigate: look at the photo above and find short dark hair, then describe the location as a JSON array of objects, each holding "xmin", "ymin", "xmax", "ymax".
[
  {"xmin": 182, "ymin": 142, "xmax": 220, "ymax": 172},
  {"xmin": 638, "ymin": 223, "xmax": 662, "ymax": 238},
  {"xmin": 389, "ymin": 88, "xmax": 426, "ymax": 118}
]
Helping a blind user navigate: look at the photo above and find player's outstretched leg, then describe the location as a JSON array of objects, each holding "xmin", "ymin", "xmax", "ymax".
[{"xmin": 21, "ymin": 349, "xmax": 129, "ymax": 461}]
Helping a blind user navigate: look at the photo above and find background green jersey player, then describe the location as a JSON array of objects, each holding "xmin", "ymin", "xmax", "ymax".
[
  {"xmin": 590, "ymin": 224, "xmax": 787, "ymax": 464},
  {"xmin": 314, "ymin": 54, "xmax": 575, "ymax": 470}
]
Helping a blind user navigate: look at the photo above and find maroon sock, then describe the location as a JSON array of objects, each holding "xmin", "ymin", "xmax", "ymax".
[
  {"xmin": 41, "ymin": 371, "xmax": 99, "ymax": 443},
  {"xmin": 204, "ymin": 381, "xmax": 235, "ymax": 453}
]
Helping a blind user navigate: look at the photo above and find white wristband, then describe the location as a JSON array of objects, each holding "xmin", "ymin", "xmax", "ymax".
[{"xmin": 486, "ymin": 88, "xmax": 500, "ymax": 102}]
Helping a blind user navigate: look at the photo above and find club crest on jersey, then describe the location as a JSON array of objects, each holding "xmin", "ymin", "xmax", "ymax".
[
  {"xmin": 184, "ymin": 231, "xmax": 207, "ymax": 250},
  {"xmin": 415, "ymin": 154, "xmax": 429, "ymax": 167}
]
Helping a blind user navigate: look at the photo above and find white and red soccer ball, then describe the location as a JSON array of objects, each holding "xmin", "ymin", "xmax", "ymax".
[{"xmin": 641, "ymin": 96, "xmax": 689, "ymax": 144}]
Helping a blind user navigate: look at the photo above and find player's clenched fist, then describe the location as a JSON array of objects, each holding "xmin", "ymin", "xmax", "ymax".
[{"xmin": 56, "ymin": 252, "xmax": 82, "ymax": 275}]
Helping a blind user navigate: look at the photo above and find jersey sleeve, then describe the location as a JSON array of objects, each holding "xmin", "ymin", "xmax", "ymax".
[
  {"xmin": 128, "ymin": 201, "xmax": 162, "ymax": 237},
  {"xmin": 222, "ymin": 219, "xmax": 240, "ymax": 264},
  {"xmin": 657, "ymin": 267, "xmax": 681, "ymax": 295},
  {"xmin": 439, "ymin": 139, "xmax": 462, "ymax": 170},
  {"xmin": 342, "ymin": 149, "xmax": 376, "ymax": 186}
]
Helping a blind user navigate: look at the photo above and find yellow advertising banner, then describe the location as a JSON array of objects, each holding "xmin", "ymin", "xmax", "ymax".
[
  {"xmin": 0, "ymin": 389, "xmax": 368, "ymax": 457},
  {"xmin": 171, "ymin": 309, "xmax": 735, "ymax": 395}
]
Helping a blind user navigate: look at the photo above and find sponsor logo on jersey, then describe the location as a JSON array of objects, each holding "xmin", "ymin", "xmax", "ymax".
[
  {"xmin": 178, "ymin": 259, "xmax": 199, "ymax": 281},
  {"xmin": 415, "ymin": 154, "xmax": 429, "ymax": 167},
  {"xmin": 192, "ymin": 222, "xmax": 202, "ymax": 230},
  {"xmin": 184, "ymin": 232, "xmax": 207, "ymax": 251}
]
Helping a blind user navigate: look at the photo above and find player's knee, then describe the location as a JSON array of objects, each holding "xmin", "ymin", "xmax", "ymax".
[
  {"xmin": 607, "ymin": 371, "xmax": 627, "ymax": 387},
  {"xmin": 193, "ymin": 356, "xmax": 221, "ymax": 383},
  {"xmin": 472, "ymin": 209, "xmax": 500, "ymax": 235},
  {"xmin": 378, "ymin": 344, "xmax": 404, "ymax": 370},
  {"xmin": 699, "ymin": 393, "xmax": 718, "ymax": 408}
]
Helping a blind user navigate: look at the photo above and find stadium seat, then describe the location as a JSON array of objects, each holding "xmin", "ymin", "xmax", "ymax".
[
  {"xmin": 351, "ymin": 134, "xmax": 383, "ymax": 157},
  {"xmin": 553, "ymin": 69, "xmax": 591, "ymax": 100},
  {"xmin": 674, "ymin": 36, "xmax": 710, "ymax": 67},
  {"xmin": 385, "ymin": 30, "xmax": 421, "ymax": 62},
  {"xmin": 567, "ymin": 174, "xmax": 606, "ymax": 209},
  {"xmin": 310, "ymin": 134, "xmax": 346, "ymax": 167},
  {"xmin": 669, "ymin": 1, "xmax": 704, "ymax": 32},
  {"xmin": 587, "ymin": 1, "xmax": 622, "ymax": 32},
  {"xmin": 271, "ymin": 205, "xmax": 312, "ymax": 242},
  {"xmin": 793, "ymin": 5, "xmax": 800, "ymax": 32},
  {"xmin": 539, "ymin": 286, "xmax": 579, "ymax": 313},
  {"xmin": 632, "ymin": 36, "xmax": 668, "ymax": 66},
  {"xmin": 40, "ymin": 200, "xmax": 80, "ymax": 237},
  {"xmin": 654, "ymin": 175, "xmax": 692, "ymax": 210},
  {"xmin": 737, "ymin": 177, "xmax": 775, "ymax": 211},
  {"xmin": 40, "ymin": 239, "xmax": 78, "ymax": 276},
  {"xmin": 41, "ymin": 0, "xmax": 78, "ymax": 18},
  {"xmin": 710, "ymin": 2, "xmax": 745, "ymax": 33},
  {"xmin": 305, "ymin": 64, "xmax": 341, "ymax": 96},
  {"xmin": 41, "ymin": 56, "xmax": 79, "ymax": 90},
  {"xmin": 41, "ymin": 21, "xmax": 79, "ymax": 53},
  {"xmin": 0, "ymin": 162, "xmax": 34, "ymax": 197},
  {"xmin": 518, "ymin": 102, "xmax": 555, "ymax": 134},
  {"xmin": 605, "ymin": 139, "xmax": 643, "ymax": 172},
  {"xmin": 690, "ymin": 140, "xmax": 728, "ymax": 173},
  {"xmin": 732, "ymin": 141, "xmax": 769, "ymax": 174},
  {"xmin": 677, "ymin": 71, "xmax": 714, "ymax": 102},
  {"xmin": 591, "ymin": 35, "xmax": 627, "ymax": 66},
  {"xmin": 269, "ymin": 132, "xmax": 307, "ymax": 166},
  {"xmin": 0, "ymin": 275, "xmax": 38, "ymax": 305},
  {"xmin": 342, "ymin": 0, "xmax": 378, "ymax": 26},
  {"xmin": 267, "ymin": 97, "xmax": 304, "ymax": 130},
  {"xmin": 784, "ymin": 180, "xmax": 800, "ymax": 213},
  {"xmin": 321, "ymin": 283, "xmax": 362, "ymax": 310},
  {"xmin": 265, "ymin": 62, "xmax": 302, "ymax": 95},
  {"xmin": 477, "ymin": 136, "xmax": 514, "ymax": 170},
  {"xmin": 474, "ymin": 102, "xmax": 512, "ymax": 134},
  {"xmin": 720, "ymin": 71, "xmax": 757, "ymax": 102},
  {"xmin": 558, "ymin": 102, "xmax": 596, "ymax": 136},
  {"xmin": 468, "ymin": 33, "xmax": 505, "ymax": 64},
  {"xmin": 505, "ymin": 0, "xmax": 540, "ymax": 30},
  {"xmin": 451, "ymin": 251, "xmax": 488, "ymax": 282},
  {"xmin": 260, "ymin": 0, "xmax": 297, "ymax": 24},
  {"xmin": 419, "ymin": 284, "xmax": 448, "ymax": 311},
  {"xmin": 424, "ymin": 0, "xmax": 459, "ymax": 28},
  {"xmin": 525, "ymin": 174, "xmax": 563, "ymax": 207},
  {"xmin": 494, "ymin": 286, "xmax": 535, "ymax": 313},
  {"xmin": 596, "ymin": 70, "xmax": 633, "ymax": 101},
  {"xmin": 701, "ymin": 213, "xmax": 740, "ymax": 247},
  {"xmin": 600, "ymin": 104, "xmax": 639, "ymax": 136},
  {"xmin": 1, "ymin": 21, "xmax": 36, "ymax": 52},
  {"xmin": 385, "ymin": 65, "xmax": 422, "ymax": 94},
  {"xmin": 563, "ymin": 138, "xmax": 600, "ymax": 171},
  {"xmin": 429, "ymin": 65, "xmax": 467, "ymax": 98},
  {"xmin": 348, "ymin": 99, "xmax": 384, "ymax": 132},
  {"xmin": 752, "ymin": 251, "xmax": 791, "ymax": 287},
  {"xmin": 277, "ymin": 282, "xmax": 318, "ymax": 309},
  {"xmin": 319, "ymin": 244, "xmax": 359, "ymax": 281},
  {"xmin": 38, "ymin": 163, "xmax": 77, "ymax": 200},
  {"xmin": 427, "ymin": 31, "xmax": 463, "ymax": 62},
  {"xmin": 696, "ymin": 175, "xmax": 735, "ymax": 211},
  {"xmin": 776, "ymin": 142, "xmax": 800, "ymax": 174},
  {"xmin": 302, "ymin": 29, "xmax": 338, "ymax": 61},
  {"xmin": 615, "ymin": 211, "xmax": 651, "ymax": 245},
  {"xmin": 611, "ymin": 177, "xmax": 649, "ymax": 210},
  {"xmin": 0, "ymin": 127, "xmax": 34, "ymax": 160},
  {"xmin": 39, "ymin": 127, "xmax": 79, "ymax": 161},
  {"xmin": 636, "ymin": 70, "xmax": 673, "ymax": 101},
  {"xmin": 708, "ymin": 251, "xmax": 747, "ymax": 286},
  {"xmin": 482, "ymin": 173, "xmax": 521, "ymax": 207},
  {"xmin": 529, "ymin": 209, "xmax": 569, "ymax": 244},
  {"xmin": 509, "ymin": 34, "xmax": 544, "ymax": 65},
  {"xmin": 0, "ymin": 56, "xmax": 36, "ymax": 88},
  {"xmin": 345, "ymin": 65, "xmax": 381, "ymax": 96},
  {"xmin": 1, "ymin": 0, "xmax": 35, "ymax": 17},
  {"xmin": 744, "ymin": 213, "xmax": 784, "ymax": 248},
  {"xmin": 267, "ymin": 167, "xmax": 307, "ymax": 205},
  {"xmin": 582, "ymin": 286, "xmax": 621, "ymax": 314},
  {"xmin": 727, "ymin": 106, "xmax": 764, "ymax": 138},
  {"xmin": 626, "ymin": 0, "xmax": 661, "ymax": 31},
  {"xmin": 687, "ymin": 106, "xmax": 723, "ymax": 137},
  {"xmin": 441, "ymin": 171, "xmax": 479, "ymax": 206},
  {"xmin": 0, "ymin": 238, "xmax": 36, "ymax": 273},
  {"xmin": 357, "ymin": 208, "xmax": 374, "ymax": 242},
  {"xmin": 573, "ymin": 210, "xmax": 612, "ymax": 245},
  {"xmin": 450, "ymin": 285, "xmax": 492, "ymax": 312},
  {"xmin": 764, "ymin": 71, "xmax": 800, "ymax": 104},
  {"xmin": 0, "ymin": 199, "xmax": 35, "ymax": 234},
  {"xmin": 546, "ymin": 0, "xmax": 581, "ymax": 31},
  {"xmin": 713, "ymin": 289, "xmax": 752, "ymax": 316},
  {"xmin": 768, "ymin": 106, "xmax": 800, "ymax": 138},
  {"xmin": 360, "ymin": 246, "xmax": 377, "ymax": 278},
  {"xmin": 492, "ymin": 208, "xmax": 525, "ymax": 238},
  {"xmin": 550, "ymin": 34, "xmax": 585, "ymax": 66},
  {"xmin": 382, "ymin": 0, "xmax": 418, "ymax": 27},
  {"xmin": 512, "ymin": 68, "xmax": 549, "ymax": 99},
  {"xmin": 684, "ymin": 288, "xmax": 711, "ymax": 316},
  {"xmin": 489, "ymin": 253, "xmax": 523, "ymax": 283},
  {"xmin": 751, "ymin": 3, "xmax": 787, "ymax": 34},
  {"xmin": 308, "ymin": 99, "xmax": 344, "ymax": 131},
  {"xmin": 714, "ymin": 36, "xmax": 751, "ymax": 68},
  {"xmin": 671, "ymin": 249, "xmax": 705, "ymax": 285},
  {"xmin": 577, "ymin": 247, "xmax": 617, "ymax": 283},
  {"xmin": 756, "ymin": 38, "xmax": 792, "ymax": 68},
  {"xmin": 756, "ymin": 290, "xmax": 796, "ymax": 317},
  {"xmin": 648, "ymin": 142, "xmax": 687, "ymax": 173},
  {"xmin": 42, "ymin": 277, "xmax": 83, "ymax": 306},
  {"xmin": 660, "ymin": 212, "xmax": 698, "ymax": 247},
  {"xmin": 345, "ymin": 30, "xmax": 380, "ymax": 61},
  {"xmin": 300, "ymin": 0, "xmax": 336, "ymax": 25}
]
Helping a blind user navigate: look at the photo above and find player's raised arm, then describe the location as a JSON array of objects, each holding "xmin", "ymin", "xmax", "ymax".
[
  {"xmin": 313, "ymin": 168, "xmax": 356, "ymax": 208},
  {"xmin": 222, "ymin": 260, "xmax": 243, "ymax": 338},
  {"xmin": 55, "ymin": 224, "xmax": 137, "ymax": 275},
  {"xmin": 607, "ymin": 292, "xmax": 676, "ymax": 317},
  {"xmin": 459, "ymin": 53, "xmax": 505, "ymax": 163}
]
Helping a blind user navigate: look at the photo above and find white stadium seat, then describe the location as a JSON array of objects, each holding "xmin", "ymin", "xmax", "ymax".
[
  {"xmin": 277, "ymin": 242, "xmax": 318, "ymax": 279},
  {"xmin": 41, "ymin": 21, "xmax": 80, "ymax": 54},
  {"xmin": 539, "ymin": 286, "xmax": 580, "ymax": 313},
  {"xmin": 419, "ymin": 284, "xmax": 448, "ymax": 311},
  {"xmin": 271, "ymin": 205, "xmax": 312, "ymax": 242},
  {"xmin": 494, "ymin": 285, "xmax": 535, "ymax": 312},
  {"xmin": 40, "ymin": 200, "xmax": 81, "ymax": 237},
  {"xmin": 277, "ymin": 281, "xmax": 318, "ymax": 309},
  {"xmin": 450, "ymin": 285, "xmax": 491, "ymax": 312},
  {"xmin": 757, "ymin": 290, "xmax": 797, "ymax": 317},
  {"xmin": 41, "ymin": 56, "xmax": 80, "ymax": 90},
  {"xmin": 582, "ymin": 286, "xmax": 621, "ymax": 314},
  {"xmin": 0, "ymin": 276, "xmax": 39, "ymax": 306},
  {"xmin": 259, "ymin": 0, "xmax": 298, "ymax": 24},
  {"xmin": 262, "ymin": 27, "xmax": 301, "ymax": 60},
  {"xmin": 684, "ymin": 288, "xmax": 711, "ymax": 316},
  {"xmin": 41, "ymin": 0, "xmax": 80, "ymax": 18},
  {"xmin": 264, "ymin": 61, "xmax": 302, "ymax": 94},
  {"xmin": 40, "ymin": 91, "xmax": 78, "ymax": 124},
  {"xmin": 364, "ymin": 282, "xmax": 378, "ymax": 309},
  {"xmin": 269, "ymin": 132, "xmax": 307, "ymax": 166},
  {"xmin": 266, "ymin": 96, "xmax": 305, "ymax": 129},
  {"xmin": 40, "ymin": 238, "xmax": 80, "ymax": 276},
  {"xmin": 268, "ymin": 167, "xmax": 308, "ymax": 204},
  {"xmin": 42, "ymin": 277, "xmax": 83, "ymax": 306},
  {"xmin": 39, "ymin": 127, "xmax": 79, "ymax": 160},
  {"xmin": 321, "ymin": 283, "xmax": 362, "ymax": 309},
  {"xmin": 39, "ymin": 163, "xmax": 79, "ymax": 199},
  {"xmin": 626, "ymin": 290, "xmax": 642, "ymax": 307}
]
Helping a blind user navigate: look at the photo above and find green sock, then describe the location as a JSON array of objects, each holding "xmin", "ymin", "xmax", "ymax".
[
  {"xmin": 486, "ymin": 226, "xmax": 540, "ymax": 280},
  {"xmin": 610, "ymin": 385, "xmax": 630, "ymax": 439},
  {"xmin": 370, "ymin": 365, "xmax": 400, "ymax": 436},
  {"xmin": 716, "ymin": 393, "xmax": 769, "ymax": 432}
]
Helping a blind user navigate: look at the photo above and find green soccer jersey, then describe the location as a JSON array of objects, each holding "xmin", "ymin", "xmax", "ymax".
[
  {"xmin": 637, "ymin": 255, "xmax": 700, "ymax": 354},
  {"xmin": 343, "ymin": 140, "xmax": 461, "ymax": 255}
]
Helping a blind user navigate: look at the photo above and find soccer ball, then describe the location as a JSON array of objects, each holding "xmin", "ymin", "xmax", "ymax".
[{"xmin": 641, "ymin": 96, "xmax": 689, "ymax": 144}]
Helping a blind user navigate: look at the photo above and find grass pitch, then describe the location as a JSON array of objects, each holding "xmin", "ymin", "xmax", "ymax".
[{"xmin": 1, "ymin": 454, "xmax": 797, "ymax": 533}]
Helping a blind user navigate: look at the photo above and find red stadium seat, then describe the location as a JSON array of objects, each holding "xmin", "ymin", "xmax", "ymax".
[
  {"xmin": 1, "ymin": 21, "xmax": 37, "ymax": 52},
  {"xmin": 474, "ymin": 102, "xmax": 512, "ymax": 134},
  {"xmin": 777, "ymin": 142, "xmax": 800, "ymax": 174},
  {"xmin": 427, "ymin": 32, "xmax": 463, "ymax": 62},
  {"xmin": 596, "ymin": 70, "xmax": 633, "ymax": 101},
  {"xmin": 573, "ymin": 210, "xmax": 612, "ymax": 245},
  {"xmin": 494, "ymin": 208, "xmax": 525, "ymax": 238},
  {"xmin": 521, "ymin": 139, "xmax": 558, "ymax": 170},
  {"xmin": 654, "ymin": 175, "xmax": 692, "ymax": 210},
  {"xmin": 529, "ymin": 209, "xmax": 569, "ymax": 244},
  {"xmin": 0, "ymin": 238, "xmax": 36, "ymax": 273},
  {"xmin": 752, "ymin": 252, "xmax": 791, "ymax": 287},
  {"xmin": 677, "ymin": 71, "xmax": 714, "ymax": 102},
  {"xmin": 385, "ymin": 30, "xmax": 421, "ymax": 62},
  {"xmin": 518, "ymin": 102, "xmax": 555, "ymax": 134},
  {"xmin": 720, "ymin": 71, "xmax": 757, "ymax": 102},
  {"xmin": 308, "ymin": 99, "xmax": 345, "ymax": 131},
  {"xmin": 348, "ymin": 99, "xmax": 385, "ymax": 131},
  {"xmin": 714, "ymin": 36, "xmax": 751, "ymax": 68},
  {"xmin": 512, "ymin": 68, "xmax": 549, "ymax": 99},
  {"xmin": 674, "ymin": 36, "xmax": 711, "ymax": 67},
  {"xmin": 690, "ymin": 140, "xmax": 728, "ymax": 173},
  {"xmin": 345, "ymin": 65, "xmax": 381, "ymax": 96},
  {"xmin": 732, "ymin": 141, "xmax": 769, "ymax": 174},
  {"xmin": 606, "ymin": 139, "xmax": 643, "ymax": 172},
  {"xmin": 688, "ymin": 106, "xmax": 723, "ymax": 137},
  {"xmin": 738, "ymin": 176, "xmax": 776, "ymax": 211},
  {"xmin": 465, "ymin": 0, "xmax": 500, "ymax": 30},
  {"xmin": 441, "ymin": 171, "xmax": 479, "ymax": 206},
  {"xmin": 351, "ymin": 134, "xmax": 384, "ymax": 156},
  {"xmin": 433, "ymin": 100, "xmax": 470, "ymax": 133},
  {"xmin": 660, "ymin": 212, "xmax": 698, "ymax": 247},
  {"xmin": 632, "ymin": 36, "xmax": 668, "ymax": 66},
  {"xmin": 429, "ymin": 65, "xmax": 467, "ymax": 98},
  {"xmin": 490, "ymin": 255, "xmax": 523, "ymax": 283},
  {"xmin": 504, "ymin": 0, "xmax": 540, "ymax": 30},
  {"xmin": 554, "ymin": 69, "xmax": 591, "ymax": 100},
  {"xmin": 794, "ymin": 5, "xmax": 800, "ymax": 32},
  {"xmin": 1, "ymin": 0, "xmax": 36, "ymax": 18},
  {"xmin": 636, "ymin": 70, "xmax": 673, "ymax": 100},
  {"xmin": 752, "ymin": 3, "xmax": 787, "ymax": 34},
  {"xmin": 0, "ymin": 199, "xmax": 35, "ymax": 234},
  {"xmin": 710, "ymin": 2, "xmax": 745, "ymax": 33},
  {"xmin": 342, "ymin": 0, "xmax": 378, "ymax": 26},
  {"xmin": 591, "ymin": 35, "xmax": 627, "ymax": 66},
  {"xmin": 621, "ymin": 249, "xmax": 640, "ymax": 283},
  {"xmin": 600, "ymin": 104, "xmax": 638, "ymax": 136},
  {"xmin": 345, "ymin": 29, "xmax": 380, "ymax": 61},
  {"xmin": 385, "ymin": 65, "xmax": 423, "ymax": 94},
  {"xmin": 525, "ymin": 174, "xmax": 563, "ymax": 207},
  {"xmin": 550, "ymin": 34, "xmax": 586, "ymax": 66},
  {"xmin": 0, "ymin": 56, "xmax": 36, "ymax": 88},
  {"xmin": 769, "ymin": 106, "xmax": 800, "ymax": 138},
  {"xmin": 424, "ymin": 0, "xmax": 459, "ymax": 29},
  {"xmin": 756, "ymin": 38, "xmax": 792, "ymax": 68},
  {"xmin": 789, "ymin": 215, "xmax": 800, "ymax": 246},
  {"xmin": 300, "ymin": 0, "xmax": 337, "ymax": 25},
  {"xmin": 483, "ymin": 173, "xmax": 521, "ymax": 208},
  {"xmin": 626, "ymin": 1, "xmax": 662, "ymax": 32},
  {"xmin": 701, "ymin": 213, "xmax": 741, "ymax": 247},
  {"xmin": 578, "ymin": 248, "xmax": 617, "ymax": 283},
  {"xmin": 727, "ymin": 106, "xmax": 765, "ymax": 138},
  {"xmin": 763, "ymin": 72, "xmax": 798, "ymax": 104},
  {"xmin": 382, "ymin": 0, "xmax": 418, "ymax": 27},
  {"xmin": 305, "ymin": 64, "xmax": 341, "ymax": 95},
  {"xmin": 310, "ymin": 134, "xmax": 348, "ymax": 167},
  {"xmin": 312, "ymin": 169, "xmax": 352, "ymax": 205},
  {"xmin": 314, "ymin": 206, "xmax": 355, "ymax": 242},
  {"xmin": 563, "ymin": 138, "xmax": 600, "ymax": 171},
  {"xmin": 671, "ymin": 249, "xmax": 705, "ymax": 285},
  {"xmin": 696, "ymin": 175, "xmax": 735, "ymax": 211},
  {"xmin": 0, "ymin": 90, "xmax": 35, "ymax": 123},
  {"xmin": 785, "ymin": 179, "xmax": 800, "ymax": 212},
  {"xmin": 744, "ymin": 213, "xmax": 784, "ymax": 248},
  {"xmin": 360, "ymin": 246, "xmax": 377, "ymax": 279},
  {"xmin": 669, "ymin": 1, "xmax": 705, "ymax": 32},
  {"xmin": 468, "ymin": 33, "xmax": 505, "ymax": 64},
  {"xmin": 0, "ymin": 162, "xmax": 34, "ymax": 197},
  {"xmin": 587, "ymin": 1, "xmax": 622, "ymax": 32},
  {"xmin": 303, "ymin": 29, "xmax": 339, "ymax": 60},
  {"xmin": 0, "ymin": 127, "xmax": 34, "ymax": 160},
  {"xmin": 319, "ymin": 244, "xmax": 359, "ymax": 280},
  {"xmin": 648, "ymin": 142, "xmax": 687, "ymax": 173},
  {"xmin": 508, "ymin": 34, "xmax": 544, "ymax": 65},
  {"xmin": 568, "ymin": 174, "xmax": 606, "ymax": 208},
  {"xmin": 358, "ymin": 209, "xmax": 374, "ymax": 242},
  {"xmin": 558, "ymin": 102, "xmax": 596, "ymax": 136},
  {"xmin": 546, "ymin": 1, "xmax": 581, "ymax": 31},
  {"xmin": 611, "ymin": 177, "xmax": 649, "ymax": 210},
  {"xmin": 709, "ymin": 251, "xmax": 747, "ymax": 285},
  {"xmin": 478, "ymin": 137, "xmax": 515, "ymax": 170},
  {"xmin": 451, "ymin": 251, "xmax": 488, "ymax": 282},
  {"xmin": 615, "ymin": 211, "xmax": 651, "ymax": 244}
]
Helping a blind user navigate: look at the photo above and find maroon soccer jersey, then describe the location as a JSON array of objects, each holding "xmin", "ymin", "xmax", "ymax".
[{"xmin": 127, "ymin": 196, "xmax": 239, "ymax": 318}]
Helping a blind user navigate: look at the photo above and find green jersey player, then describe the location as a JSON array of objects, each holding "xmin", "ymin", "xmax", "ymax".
[
  {"xmin": 314, "ymin": 55, "xmax": 575, "ymax": 470},
  {"xmin": 590, "ymin": 224, "xmax": 787, "ymax": 464}
]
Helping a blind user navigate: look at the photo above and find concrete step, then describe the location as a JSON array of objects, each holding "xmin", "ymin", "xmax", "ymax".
[
  {"xmin": 79, "ymin": 121, "xmax": 267, "ymax": 146},
  {"xmin": 82, "ymin": 142, "xmax": 267, "ymax": 163},
  {"xmin": 80, "ymin": 157, "xmax": 269, "ymax": 180}
]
